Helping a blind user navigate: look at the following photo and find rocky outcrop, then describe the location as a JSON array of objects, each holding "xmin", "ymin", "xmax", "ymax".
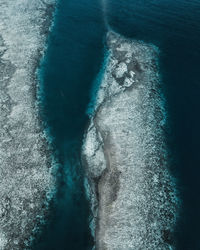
[
  {"xmin": 82, "ymin": 31, "xmax": 179, "ymax": 250},
  {"xmin": 0, "ymin": 0, "xmax": 56, "ymax": 249}
]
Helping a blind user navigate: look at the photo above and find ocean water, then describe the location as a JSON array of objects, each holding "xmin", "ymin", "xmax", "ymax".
[{"xmin": 34, "ymin": 0, "xmax": 200, "ymax": 249}]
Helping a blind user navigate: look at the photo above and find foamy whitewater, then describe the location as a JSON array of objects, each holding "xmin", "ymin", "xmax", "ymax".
[
  {"xmin": 0, "ymin": 0, "xmax": 56, "ymax": 248},
  {"xmin": 82, "ymin": 31, "xmax": 179, "ymax": 249}
]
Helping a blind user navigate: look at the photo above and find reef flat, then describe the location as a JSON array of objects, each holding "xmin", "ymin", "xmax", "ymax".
[
  {"xmin": 0, "ymin": 0, "xmax": 56, "ymax": 249},
  {"xmin": 82, "ymin": 31, "xmax": 179, "ymax": 249}
]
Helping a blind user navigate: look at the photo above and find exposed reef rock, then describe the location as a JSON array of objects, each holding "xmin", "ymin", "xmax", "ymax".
[
  {"xmin": 0, "ymin": 0, "xmax": 56, "ymax": 249},
  {"xmin": 82, "ymin": 31, "xmax": 179, "ymax": 249}
]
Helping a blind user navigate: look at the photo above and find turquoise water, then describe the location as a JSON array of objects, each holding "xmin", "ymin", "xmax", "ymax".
[{"xmin": 35, "ymin": 0, "xmax": 200, "ymax": 249}]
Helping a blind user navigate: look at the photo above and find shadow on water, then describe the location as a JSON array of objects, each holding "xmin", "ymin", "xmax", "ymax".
[{"xmin": 33, "ymin": 0, "xmax": 106, "ymax": 249}]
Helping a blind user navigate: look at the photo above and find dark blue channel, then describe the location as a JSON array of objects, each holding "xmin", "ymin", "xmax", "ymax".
[{"xmin": 33, "ymin": 0, "xmax": 105, "ymax": 249}]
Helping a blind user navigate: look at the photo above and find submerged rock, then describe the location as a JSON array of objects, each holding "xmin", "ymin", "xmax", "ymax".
[
  {"xmin": 0, "ymin": 0, "xmax": 56, "ymax": 249},
  {"xmin": 82, "ymin": 31, "xmax": 179, "ymax": 250}
]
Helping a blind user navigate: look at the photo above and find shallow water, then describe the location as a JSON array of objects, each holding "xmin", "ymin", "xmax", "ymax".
[{"xmin": 35, "ymin": 0, "xmax": 200, "ymax": 249}]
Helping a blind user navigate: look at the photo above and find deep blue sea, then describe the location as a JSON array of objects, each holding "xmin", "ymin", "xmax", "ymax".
[{"xmin": 34, "ymin": 0, "xmax": 200, "ymax": 249}]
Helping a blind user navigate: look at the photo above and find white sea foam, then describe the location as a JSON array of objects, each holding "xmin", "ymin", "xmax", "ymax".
[
  {"xmin": 101, "ymin": 0, "xmax": 109, "ymax": 28},
  {"xmin": 0, "ymin": 0, "xmax": 56, "ymax": 248},
  {"xmin": 82, "ymin": 31, "xmax": 179, "ymax": 249}
]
